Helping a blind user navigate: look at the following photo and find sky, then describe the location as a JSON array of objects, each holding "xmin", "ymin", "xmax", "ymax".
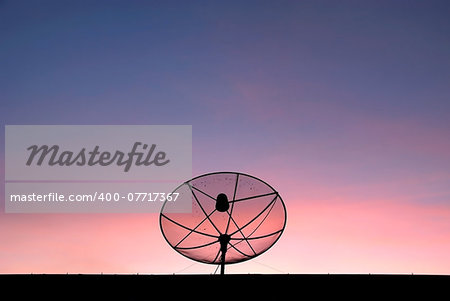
[{"xmin": 1, "ymin": 0, "xmax": 450, "ymax": 274}]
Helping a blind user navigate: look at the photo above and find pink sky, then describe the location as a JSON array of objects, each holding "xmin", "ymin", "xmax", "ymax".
[
  {"xmin": 1, "ymin": 1, "xmax": 450, "ymax": 274},
  {"xmin": 1, "ymin": 97, "xmax": 449, "ymax": 274},
  {"xmin": 1, "ymin": 190, "xmax": 449, "ymax": 274}
]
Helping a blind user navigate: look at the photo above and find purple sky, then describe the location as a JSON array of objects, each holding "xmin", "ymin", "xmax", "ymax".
[{"xmin": 1, "ymin": 1, "xmax": 450, "ymax": 274}]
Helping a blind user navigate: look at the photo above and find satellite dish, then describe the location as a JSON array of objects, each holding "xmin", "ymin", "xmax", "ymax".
[{"xmin": 159, "ymin": 172, "xmax": 287, "ymax": 274}]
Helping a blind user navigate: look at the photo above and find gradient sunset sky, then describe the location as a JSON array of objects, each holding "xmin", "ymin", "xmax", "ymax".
[{"xmin": 1, "ymin": 1, "xmax": 450, "ymax": 274}]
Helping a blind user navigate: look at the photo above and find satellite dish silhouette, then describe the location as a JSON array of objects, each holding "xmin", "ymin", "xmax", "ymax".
[{"xmin": 160, "ymin": 172, "xmax": 287, "ymax": 274}]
